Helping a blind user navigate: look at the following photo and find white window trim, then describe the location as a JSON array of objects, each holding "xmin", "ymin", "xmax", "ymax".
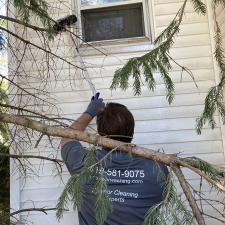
[{"xmin": 72, "ymin": 0, "xmax": 155, "ymax": 46}]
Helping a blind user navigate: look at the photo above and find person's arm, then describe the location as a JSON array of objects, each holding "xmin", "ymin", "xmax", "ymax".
[
  {"xmin": 60, "ymin": 92, "xmax": 105, "ymax": 148},
  {"xmin": 60, "ymin": 113, "xmax": 93, "ymax": 147}
]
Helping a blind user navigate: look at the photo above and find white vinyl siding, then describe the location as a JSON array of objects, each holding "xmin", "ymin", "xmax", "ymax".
[
  {"xmin": 10, "ymin": 0, "xmax": 225, "ymax": 225},
  {"xmin": 216, "ymin": 4, "xmax": 225, "ymax": 49}
]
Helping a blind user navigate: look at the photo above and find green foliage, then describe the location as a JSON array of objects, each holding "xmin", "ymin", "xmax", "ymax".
[
  {"xmin": 13, "ymin": 0, "xmax": 56, "ymax": 39},
  {"xmin": 111, "ymin": 0, "xmax": 225, "ymax": 134},
  {"xmin": 196, "ymin": 19, "xmax": 225, "ymax": 134},
  {"xmin": 143, "ymin": 174, "xmax": 193, "ymax": 225},
  {"xmin": 94, "ymin": 170, "xmax": 112, "ymax": 225},
  {"xmin": 110, "ymin": 0, "xmax": 186, "ymax": 104},
  {"xmin": 183, "ymin": 157, "xmax": 223, "ymax": 184},
  {"xmin": 56, "ymin": 147, "xmax": 112, "ymax": 225},
  {"xmin": 191, "ymin": 0, "xmax": 207, "ymax": 14},
  {"xmin": 0, "ymin": 210, "xmax": 10, "ymax": 225},
  {"xmin": 56, "ymin": 175, "xmax": 83, "ymax": 219}
]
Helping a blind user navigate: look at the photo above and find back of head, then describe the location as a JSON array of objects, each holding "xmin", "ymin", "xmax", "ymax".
[{"xmin": 96, "ymin": 102, "xmax": 135, "ymax": 143}]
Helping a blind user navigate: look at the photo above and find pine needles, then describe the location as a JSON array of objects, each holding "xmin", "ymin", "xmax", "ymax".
[
  {"xmin": 183, "ymin": 157, "xmax": 223, "ymax": 184},
  {"xmin": 196, "ymin": 10, "xmax": 225, "ymax": 134},
  {"xmin": 13, "ymin": 0, "xmax": 55, "ymax": 39},
  {"xmin": 56, "ymin": 0, "xmax": 225, "ymax": 224},
  {"xmin": 56, "ymin": 175, "xmax": 83, "ymax": 219},
  {"xmin": 110, "ymin": 0, "xmax": 187, "ymax": 104},
  {"xmin": 56, "ymin": 146, "xmax": 112, "ymax": 225},
  {"xmin": 94, "ymin": 170, "xmax": 112, "ymax": 225},
  {"xmin": 191, "ymin": 0, "xmax": 207, "ymax": 14},
  {"xmin": 143, "ymin": 174, "xmax": 193, "ymax": 225},
  {"xmin": 111, "ymin": 0, "xmax": 225, "ymax": 134}
]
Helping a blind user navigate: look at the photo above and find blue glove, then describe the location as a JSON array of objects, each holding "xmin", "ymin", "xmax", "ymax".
[{"xmin": 84, "ymin": 92, "xmax": 105, "ymax": 118}]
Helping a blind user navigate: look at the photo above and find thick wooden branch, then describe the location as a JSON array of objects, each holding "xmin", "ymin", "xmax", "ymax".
[
  {"xmin": 1, "ymin": 112, "xmax": 225, "ymax": 191},
  {"xmin": 173, "ymin": 166, "xmax": 206, "ymax": 225},
  {"xmin": 0, "ymin": 112, "xmax": 178, "ymax": 165}
]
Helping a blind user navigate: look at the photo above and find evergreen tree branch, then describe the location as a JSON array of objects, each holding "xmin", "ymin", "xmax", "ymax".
[
  {"xmin": 0, "ymin": 26, "xmax": 83, "ymax": 70},
  {"xmin": 110, "ymin": 0, "xmax": 225, "ymax": 134},
  {"xmin": 143, "ymin": 172, "xmax": 193, "ymax": 225},
  {"xmin": 178, "ymin": 159, "xmax": 225, "ymax": 192},
  {"xmin": 13, "ymin": 0, "xmax": 55, "ymax": 39},
  {"xmin": 94, "ymin": 169, "xmax": 112, "ymax": 225},
  {"xmin": 0, "ymin": 14, "xmax": 47, "ymax": 32},
  {"xmin": 190, "ymin": 0, "xmax": 207, "ymax": 15},
  {"xmin": 0, "ymin": 15, "xmax": 107, "ymax": 56},
  {"xmin": 110, "ymin": 0, "xmax": 189, "ymax": 103},
  {"xmin": 172, "ymin": 166, "xmax": 206, "ymax": 225},
  {"xmin": 1, "ymin": 112, "xmax": 224, "ymax": 187},
  {"xmin": 196, "ymin": 6, "xmax": 225, "ymax": 133}
]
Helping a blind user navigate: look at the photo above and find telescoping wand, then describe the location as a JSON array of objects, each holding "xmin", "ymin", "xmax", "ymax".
[{"xmin": 54, "ymin": 15, "xmax": 97, "ymax": 95}]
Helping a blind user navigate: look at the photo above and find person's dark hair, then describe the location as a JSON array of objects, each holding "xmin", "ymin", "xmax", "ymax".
[{"xmin": 96, "ymin": 102, "xmax": 135, "ymax": 143}]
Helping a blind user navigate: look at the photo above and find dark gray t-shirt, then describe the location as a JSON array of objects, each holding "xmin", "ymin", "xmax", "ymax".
[{"xmin": 62, "ymin": 141, "xmax": 168, "ymax": 225}]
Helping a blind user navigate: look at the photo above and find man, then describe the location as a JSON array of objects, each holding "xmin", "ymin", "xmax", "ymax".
[{"xmin": 61, "ymin": 93, "xmax": 168, "ymax": 225}]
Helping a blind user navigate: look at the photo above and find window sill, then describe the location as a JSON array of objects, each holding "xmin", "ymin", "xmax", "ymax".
[{"xmin": 80, "ymin": 36, "xmax": 154, "ymax": 56}]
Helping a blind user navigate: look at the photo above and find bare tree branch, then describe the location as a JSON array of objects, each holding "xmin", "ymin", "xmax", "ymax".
[
  {"xmin": 173, "ymin": 166, "xmax": 206, "ymax": 225},
  {"xmin": 1, "ymin": 112, "xmax": 225, "ymax": 192},
  {"xmin": 10, "ymin": 207, "xmax": 57, "ymax": 216},
  {"xmin": 0, "ymin": 26, "xmax": 83, "ymax": 70},
  {"xmin": 0, "ymin": 152, "xmax": 63, "ymax": 164}
]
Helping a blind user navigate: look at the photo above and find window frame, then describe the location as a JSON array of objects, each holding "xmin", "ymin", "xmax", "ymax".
[{"xmin": 73, "ymin": 0, "xmax": 154, "ymax": 45}]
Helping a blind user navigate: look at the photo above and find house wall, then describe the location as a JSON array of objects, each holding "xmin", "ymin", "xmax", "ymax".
[
  {"xmin": 215, "ymin": 2, "xmax": 225, "ymax": 160},
  {"xmin": 216, "ymin": 3, "xmax": 225, "ymax": 49},
  {"xmin": 10, "ymin": 0, "xmax": 225, "ymax": 224}
]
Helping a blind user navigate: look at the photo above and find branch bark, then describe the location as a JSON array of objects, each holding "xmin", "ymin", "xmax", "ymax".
[
  {"xmin": 0, "ymin": 112, "xmax": 178, "ymax": 164},
  {"xmin": 172, "ymin": 166, "xmax": 206, "ymax": 225},
  {"xmin": 1, "ymin": 112, "xmax": 225, "ymax": 192}
]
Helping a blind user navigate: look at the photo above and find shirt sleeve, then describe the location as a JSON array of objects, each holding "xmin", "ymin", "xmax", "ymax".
[{"xmin": 61, "ymin": 141, "xmax": 88, "ymax": 175}]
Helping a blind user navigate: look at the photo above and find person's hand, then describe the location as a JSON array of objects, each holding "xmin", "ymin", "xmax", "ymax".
[{"xmin": 84, "ymin": 92, "xmax": 105, "ymax": 118}]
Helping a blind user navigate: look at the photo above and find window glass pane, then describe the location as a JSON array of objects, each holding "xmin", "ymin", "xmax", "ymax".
[
  {"xmin": 81, "ymin": 0, "xmax": 131, "ymax": 6},
  {"xmin": 82, "ymin": 3, "xmax": 144, "ymax": 42}
]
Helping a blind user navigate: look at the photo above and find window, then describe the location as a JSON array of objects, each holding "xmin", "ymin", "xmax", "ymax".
[{"xmin": 78, "ymin": 0, "xmax": 152, "ymax": 42}]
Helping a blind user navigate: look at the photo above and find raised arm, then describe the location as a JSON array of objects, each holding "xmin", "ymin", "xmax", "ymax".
[{"xmin": 60, "ymin": 93, "xmax": 105, "ymax": 148}]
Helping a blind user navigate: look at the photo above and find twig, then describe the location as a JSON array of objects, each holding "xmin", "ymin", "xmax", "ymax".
[
  {"xmin": 166, "ymin": 53, "xmax": 198, "ymax": 88},
  {"xmin": 10, "ymin": 207, "xmax": 57, "ymax": 216},
  {"xmin": 0, "ymin": 152, "xmax": 63, "ymax": 164},
  {"xmin": 0, "ymin": 26, "xmax": 83, "ymax": 70},
  {"xmin": 179, "ymin": 160, "xmax": 225, "ymax": 192},
  {"xmin": 173, "ymin": 166, "xmax": 206, "ymax": 225},
  {"xmin": 201, "ymin": 212, "xmax": 225, "ymax": 223},
  {"xmin": 88, "ymin": 143, "xmax": 134, "ymax": 169}
]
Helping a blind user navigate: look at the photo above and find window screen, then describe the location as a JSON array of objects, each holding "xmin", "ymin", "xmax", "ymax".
[
  {"xmin": 82, "ymin": 3, "xmax": 144, "ymax": 42},
  {"xmin": 81, "ymin": 0, "xmax": 131, "ymax": 7}
]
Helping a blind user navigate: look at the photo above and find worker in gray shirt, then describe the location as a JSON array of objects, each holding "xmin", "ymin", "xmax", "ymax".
[{"xmin": 61, "ymin": 93, "xmax": 168, "ymax": 225}]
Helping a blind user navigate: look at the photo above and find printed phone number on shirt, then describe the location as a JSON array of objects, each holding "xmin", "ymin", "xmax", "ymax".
[{"xmin": 100, "ymin": 169, "xmax": 145, "ymax": 178}]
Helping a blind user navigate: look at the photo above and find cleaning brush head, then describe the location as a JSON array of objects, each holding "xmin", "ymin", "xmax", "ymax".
[{"xmin": 53, "ymin": 15, "xmax": 77, "ymax": 32}]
